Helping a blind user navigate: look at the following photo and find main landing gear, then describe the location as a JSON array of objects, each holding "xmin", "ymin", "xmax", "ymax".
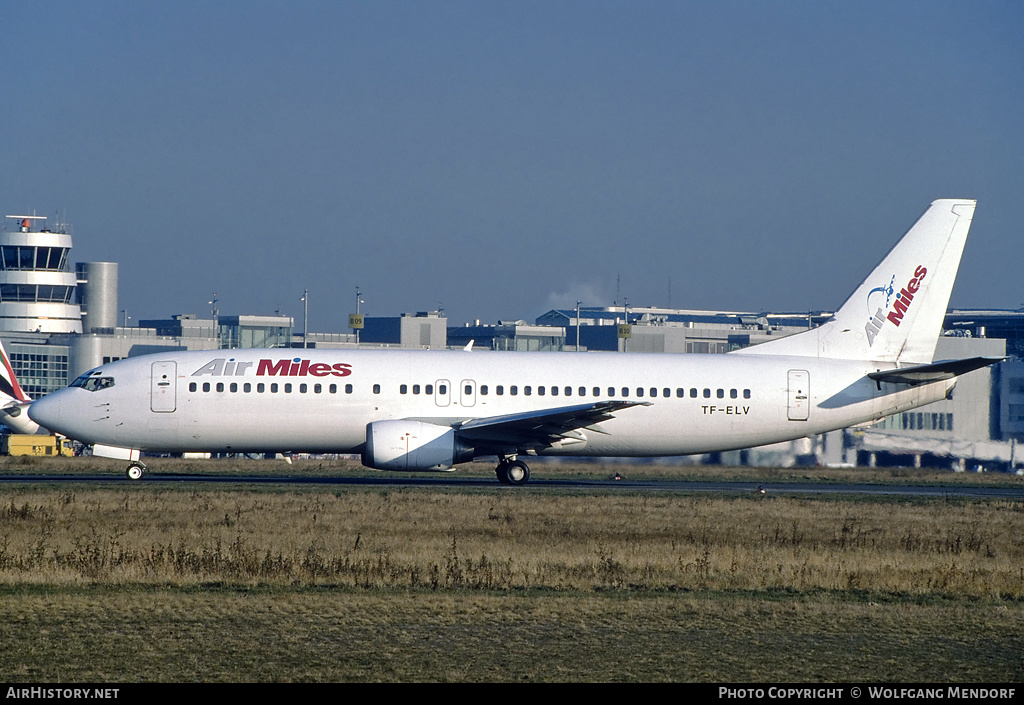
[
  {"xmin": 126, "ymin": 461, "xmax": 147, "ymax": 481},
  {"xmin": 495, "ymin": 457, "xmax": 530, "ymax": 485}
]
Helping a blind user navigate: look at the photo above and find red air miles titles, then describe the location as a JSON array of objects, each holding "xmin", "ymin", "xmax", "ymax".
[
  {"xmin": 865, "ymin": 265, "xmax": 927, "ymax": 346},
  {"xmin": 192, "ymin": 358, "xmax": 353, "ymax": 377}
]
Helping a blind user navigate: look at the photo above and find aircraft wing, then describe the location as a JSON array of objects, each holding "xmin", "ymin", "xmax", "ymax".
[
  {"xmin": 454, "ymin": 400, "xmax": 651, "ymax": 448},
  {"xmin": 867, "ymin": 356, "xmax": 1004, "ymax": 386}
]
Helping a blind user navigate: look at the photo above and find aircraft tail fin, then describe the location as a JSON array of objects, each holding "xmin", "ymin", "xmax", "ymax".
[
  {"xmin": 0, "ymin": 338, "xmax": 43, "ymax": 435},
  {"xmin": 0, "ymin": 338, "xmax": 29, "ymax": 403},
  {"xmin": 739, "ymin": 199, "xmax": 976, "ymax": 363}
]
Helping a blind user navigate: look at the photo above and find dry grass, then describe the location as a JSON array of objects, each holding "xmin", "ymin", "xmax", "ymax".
[
  {"xmin": 3, "ymin": 460, "xmax": 1023, "ymax": 681},
  {"xmin": 2, "ymin": 588, "xmax": 1021, "ymax": 682},
  {"xmin": 1, "ymin": 485, "xmax": 1022, "ymax": 597}
]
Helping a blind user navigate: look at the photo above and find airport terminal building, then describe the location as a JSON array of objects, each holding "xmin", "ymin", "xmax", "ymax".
[{"xmin": 2, "ymin": 212, "xmax": 1021, "ymax": 470}]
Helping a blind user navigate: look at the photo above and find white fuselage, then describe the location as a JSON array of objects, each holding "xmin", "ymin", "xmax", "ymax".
[{"xmin": 28, "ymin": 347, "xmax": 952, "ymax": 459}]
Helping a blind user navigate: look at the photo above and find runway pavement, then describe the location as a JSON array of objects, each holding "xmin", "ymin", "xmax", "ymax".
[{"xmin": 2, "ymin": 471, "xmax": 1023, "ymax": 500}]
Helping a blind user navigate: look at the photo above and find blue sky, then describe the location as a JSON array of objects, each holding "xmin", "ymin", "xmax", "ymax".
[{"xmin": 3, "ymin": 1, "xmax": 1022, "ymax": 331}]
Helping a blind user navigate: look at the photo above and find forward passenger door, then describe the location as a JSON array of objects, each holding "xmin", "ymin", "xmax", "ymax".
[{"xmin": 150, "ymin": 361, "xmax": 176, "ymax": 413}]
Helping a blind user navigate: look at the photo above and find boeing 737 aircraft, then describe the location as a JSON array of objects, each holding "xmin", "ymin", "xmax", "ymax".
[{"xmin": 28, "ymin": 199, "xmax": 1001, "ymax": 482}]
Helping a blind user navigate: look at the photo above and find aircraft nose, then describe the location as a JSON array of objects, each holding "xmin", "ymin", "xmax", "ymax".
[{"xmin": 28, "ymin": 390, "xmax": 66, "ymax": 432}]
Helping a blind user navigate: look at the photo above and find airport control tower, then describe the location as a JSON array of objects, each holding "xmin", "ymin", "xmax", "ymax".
[{"xmin": 0, "ymin": 214, "xmax": 82, "ymax": 333}]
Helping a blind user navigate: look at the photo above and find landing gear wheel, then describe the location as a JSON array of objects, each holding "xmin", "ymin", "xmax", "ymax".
[
  {"xmin": 126, "ymin": 462, "xmax": 146, "ymax": 481},
  {"xmin": 496, "ymin": 459, "xmax": 530, "ymax": 485},
  {"xmin": 506, "ymin": 460, "xmax": 530, "ymax": 485}
]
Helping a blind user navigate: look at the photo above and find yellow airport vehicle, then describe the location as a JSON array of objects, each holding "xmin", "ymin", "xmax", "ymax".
[{"xmin": 2, "ymin": 434, "xmax": 74, "ymax": 456}]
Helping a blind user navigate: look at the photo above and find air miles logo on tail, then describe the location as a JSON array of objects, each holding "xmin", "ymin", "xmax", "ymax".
[
  {"xmin": 192, "ymin": 358, "xmax": 353, "ymax": 377},
  {"xmin": 864, "ymin": 266, "xmax": 927, "ymax": 346}
]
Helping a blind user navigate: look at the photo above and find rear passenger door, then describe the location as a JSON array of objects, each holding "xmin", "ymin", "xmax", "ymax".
[{"xmin": 787, "ymin": 369, "xmax": 809, "ymax": 421}]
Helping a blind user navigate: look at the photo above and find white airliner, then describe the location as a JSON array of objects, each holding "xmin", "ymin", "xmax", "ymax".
[{"xmin": 27, "ymin": 199, "xmax": 1001, "ymax": 482}]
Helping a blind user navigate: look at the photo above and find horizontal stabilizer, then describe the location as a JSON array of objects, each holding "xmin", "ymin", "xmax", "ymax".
[{"xmin": 867, "ymin": 356, "xmax": 1003, "ymax": 386}]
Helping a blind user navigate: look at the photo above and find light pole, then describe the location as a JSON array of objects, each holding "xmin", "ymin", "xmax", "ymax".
[
  {"xmin": 622, "ymin": 298, "xmax": 629, "ymax": 353},
  {"xmin": 575, "ymin": 300, "xmax": 581, "ymax": 351},
  {"xmin": 301, "ymin": 289, "xmax": 308, "ymax": 348},
  {"xmin": 208, "ymin": 293, "xmax": 219, "ymax": 347},
  {"xmin": 354, "ymin": 287, "xmax": 364, "ymax": 344}
]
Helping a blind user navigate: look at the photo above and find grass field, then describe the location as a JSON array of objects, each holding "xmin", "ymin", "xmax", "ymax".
[{"xmin": 1, "ymin": 456, "xmax": 1022, "ymax": 682}]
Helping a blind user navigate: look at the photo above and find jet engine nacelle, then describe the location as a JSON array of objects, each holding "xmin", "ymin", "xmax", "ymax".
[{"xmin": 362, "ymin": 420, "xmax": 473, "ymax": 471}]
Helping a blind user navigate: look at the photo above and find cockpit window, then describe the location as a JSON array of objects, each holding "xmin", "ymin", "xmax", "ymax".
[{"xmin": 70, "ymin": 374, "xmax": 115, "ymax": 391}]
